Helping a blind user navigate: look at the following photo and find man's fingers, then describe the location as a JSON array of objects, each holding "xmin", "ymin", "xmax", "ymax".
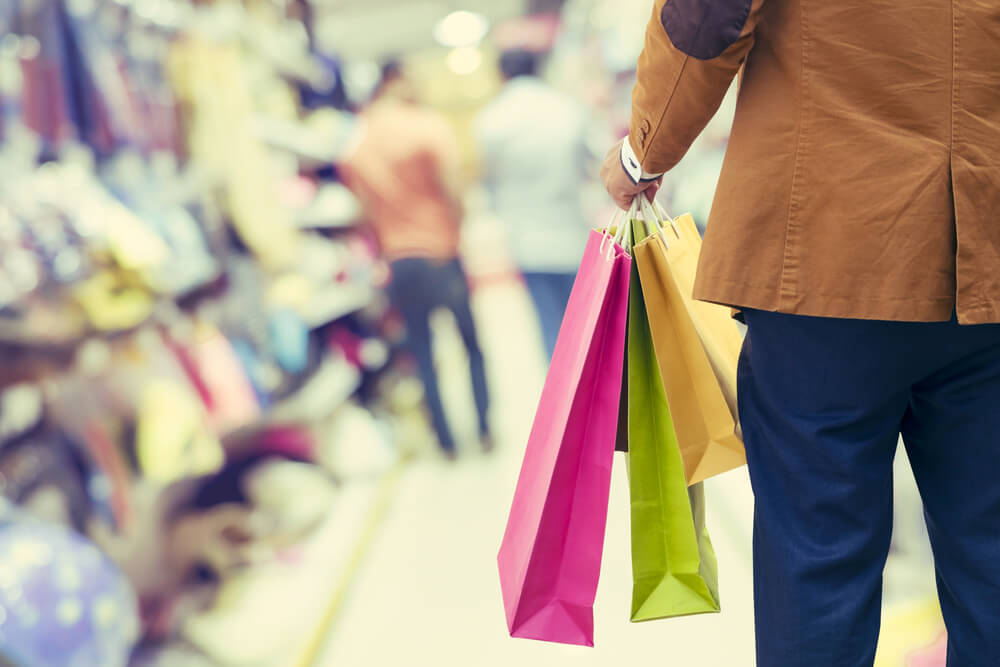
[
  {"xmin": 601, "ymin": 138, "xmax": 666, "ymax": 213},
  {"xmin": 611, "ymin": 186, "xmax": 637, "ymax": 210},
  {"xmin": 612, "ymin": 184, "xmax": 657, "ymax": 210}
]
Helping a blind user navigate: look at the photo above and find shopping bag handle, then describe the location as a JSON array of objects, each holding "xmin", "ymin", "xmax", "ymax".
[
  {"xmin": 601, "ymin": 198, "xmax": 640, "ymax": 258},
  {"xmin": 652, "ymin": 198, "xmax": 681, "ymax": 237},
  {"xmin": 637, "ymin": 194, "xmax": 681, "ymax": 248}
]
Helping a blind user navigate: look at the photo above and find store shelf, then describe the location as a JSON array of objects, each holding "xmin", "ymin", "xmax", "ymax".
[
  {"xmin": 294, "ymin": 184, "xmax": 361, "ymax": 230},
  {"xmin": 269, "ymin": 354, "xmax": 362, "ymax": 423},
  {"xmin": 180, "ymin": 466, "xmax": 403, "ymax": 666},
  {"xmin": 300, "ymin": 285, "xmax": 373, "ymax": 330},
  {"xmin": 252, "ymin": 115, "xmax": 356, "ymax": 167}
]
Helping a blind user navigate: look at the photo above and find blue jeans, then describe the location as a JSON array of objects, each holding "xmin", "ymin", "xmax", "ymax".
[
  {"xmin": 388, "ymin": 258, "xmax": 490, "ymax": 452},
  {"xmin": 523, "ymin": 272, "xmax": 576, "ymax": 361},
  {"xmin": 740, "ymin": 309, "xmax": 1000, "ymax": 667}
]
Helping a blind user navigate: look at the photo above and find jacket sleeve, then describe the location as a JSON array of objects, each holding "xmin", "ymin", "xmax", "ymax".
[{"xmin": 626, "ymin": 0, "xmax": 769, "ymax": 177}]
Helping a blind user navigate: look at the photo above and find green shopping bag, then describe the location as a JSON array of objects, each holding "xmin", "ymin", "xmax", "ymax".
[{"xmin": 625, "ymin": 217, "xmax": 721, "ymax": 622}]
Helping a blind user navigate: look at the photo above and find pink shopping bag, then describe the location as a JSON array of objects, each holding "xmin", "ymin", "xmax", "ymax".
[{"xmin": 498, "ymin": 229, "xmax": 631, "ymax": 646}]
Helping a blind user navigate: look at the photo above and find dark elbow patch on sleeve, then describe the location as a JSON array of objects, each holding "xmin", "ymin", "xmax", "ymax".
[{"xmin": 661, "ymin": 0, "xmax": 752, "ymax": 60}]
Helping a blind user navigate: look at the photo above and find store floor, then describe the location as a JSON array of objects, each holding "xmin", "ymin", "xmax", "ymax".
[
  {"xmin": 313, "ymin": 218, "xmax": 943, "ymax": 667},
  {"xmin": 314, "ymin": 274, "xmax": 759, "ymax": 667}
]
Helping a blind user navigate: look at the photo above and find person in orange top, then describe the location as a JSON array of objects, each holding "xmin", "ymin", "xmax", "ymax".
[{"xmin": 341, "ymin": 61, "xmax": 491, "ymax": 458}]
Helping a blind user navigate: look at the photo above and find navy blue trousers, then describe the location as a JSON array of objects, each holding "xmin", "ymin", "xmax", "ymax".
[
  {"xmin": 388, "ymin": 258, "xmax": 490, "ymax": 452},
  {"xmin": 523, "ymin": 271, "xmax": 576, "ymax": 361},
  {"xmin": 739, "ymin": 309, "xmax": 1000, "ymax": 667}
]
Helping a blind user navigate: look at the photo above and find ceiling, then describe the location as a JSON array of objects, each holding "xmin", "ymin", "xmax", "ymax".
[{"xmin": 313, "ymin": 0, "xmax": 530, "ymax": 61}]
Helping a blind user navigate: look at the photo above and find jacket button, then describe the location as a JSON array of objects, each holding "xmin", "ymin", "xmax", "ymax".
[{"xmin": 640, "ymin": 119, "xmax": 651, "ymax": 133}]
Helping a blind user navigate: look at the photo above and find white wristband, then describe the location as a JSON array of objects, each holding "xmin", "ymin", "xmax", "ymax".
[{"xmin": 620, "ymin": 135, "xmax": 664, "ymax": 184}]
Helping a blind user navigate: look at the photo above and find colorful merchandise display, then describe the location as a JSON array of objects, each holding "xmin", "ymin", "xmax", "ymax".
[
  {"xmin": 0, "ymin": 505, "xmax": 140, "ymax": 667},
  {"xmin": 0, "ymin": 0, "xmax": 418, "ymax": 663}
]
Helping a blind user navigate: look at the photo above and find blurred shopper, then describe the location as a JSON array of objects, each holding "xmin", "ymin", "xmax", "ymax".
[
  {"xmin": 475, "ymin": 49, "xmax": 591, "ymax": 360},
  {"xmin": 341, "ymin": 61, "xmax": 490, "ymax": 458},
  {"xmin": 603, "ymin": 2, "xmax": 1000, "ymax": 666}
]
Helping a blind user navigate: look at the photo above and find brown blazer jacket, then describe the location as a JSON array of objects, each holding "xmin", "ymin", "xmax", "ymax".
[{"xmin": 628, "ymin": 0, "xmax": 1000, "ymax": 323}]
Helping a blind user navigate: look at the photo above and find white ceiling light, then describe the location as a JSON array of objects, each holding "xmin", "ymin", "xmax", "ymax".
[
  {"xmin": 445, "ymin": 46, "xmax": 484, "ymax": 75},
  {"xmin": 433, "ymin": 10, "xmax": 489, "ymax": 48}
]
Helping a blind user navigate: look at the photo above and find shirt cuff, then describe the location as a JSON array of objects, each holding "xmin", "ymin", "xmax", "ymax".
[{"xmin": 620, "ymin": 135, "xmax": 664, "ymax": 184}]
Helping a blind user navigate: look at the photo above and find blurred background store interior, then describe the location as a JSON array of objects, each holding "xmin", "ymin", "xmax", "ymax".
[{"xmin": 0, "ymin": 0, "xmax": 946, "ymax": 664}]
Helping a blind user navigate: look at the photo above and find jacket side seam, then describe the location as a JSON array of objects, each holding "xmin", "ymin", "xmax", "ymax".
[
  {"xmin": 950, "ymin": 0, "xmax": 957, "ymax": 156},
  {"xmin": 949, "ymin": 0, "xmax": 962, "ymax": 314},
  {"xmin": 777, "ymin": 0, "xmax": 810, "ymax": 307}
]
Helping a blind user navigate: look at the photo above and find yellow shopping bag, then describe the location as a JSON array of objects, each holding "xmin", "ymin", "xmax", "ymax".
[{"xmin": 632, "ymin": 197, "xmax": 745, "ymax": 485}]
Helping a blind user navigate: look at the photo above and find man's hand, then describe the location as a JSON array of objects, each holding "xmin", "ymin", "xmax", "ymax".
[{"xmin": 601, "ymin": 138, "xmax": 662, "ymax": 210}]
